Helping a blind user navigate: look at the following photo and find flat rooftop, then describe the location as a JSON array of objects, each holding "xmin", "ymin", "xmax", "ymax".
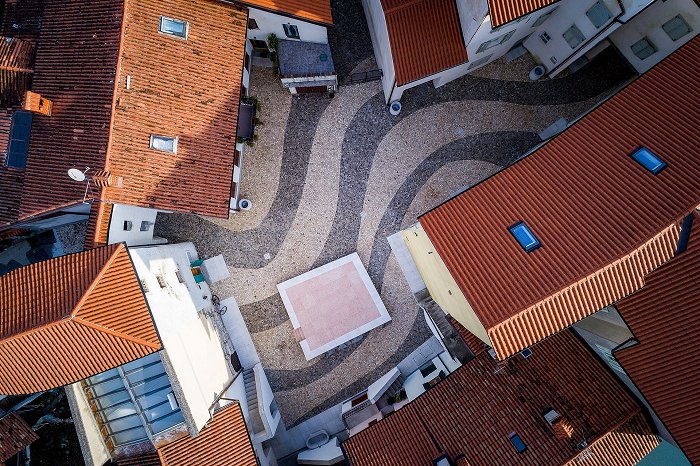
[{"xmin": 278, "ymin": 253, "xmax": 391, "ymax": 360}]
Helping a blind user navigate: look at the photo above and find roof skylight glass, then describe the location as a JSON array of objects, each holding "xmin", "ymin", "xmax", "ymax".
[
  {"xmin": 631, "ymin": 147, "xmax": 667, "ymax": 174},
  {"xmin": 509, "ymin": 222, "xmax": 541, "ymax": 253}
]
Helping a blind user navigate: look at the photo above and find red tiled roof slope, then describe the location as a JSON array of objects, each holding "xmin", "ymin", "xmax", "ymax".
[
  {"xmin": 0, "ymin": 169, "xmax": 23, "ymax": 226},
  {"xmin": 615, "ymin": 212, "xmax": 700, "ymax": 464},
  {"xmin": 343, "ymin": 330, "xmax": 657, "ymax": 466},
  {"xmin": 0, "ymin": 413, "xmax": 38, "ymax": 462},
  {"xmin": 382, "ymin": 0, "xmax": 467, "ymax": 86},
  {"xmin": 420, "ymin": 37, "xmax": 700, "ymax": 359},
  {"xmin": 0, "ymin": 244, "xmax": 160, "ymax": 394},
  {"xmin": 0, "ymin": 37, "xmax": 34, "ymax": 107},
  {"xmin": 104, "ymin": 0, "xmax": 247, "ymax": 217},
  {"xmin": 84, "ymin": 202, "xmax": 113, "ymax": 249},
  {"xmin": 17, "ymin": 0, "xmax": 123, "ymax": 222},
  {"xmin": 488, "ymin": 0, "xmax": 560, "ymax": 28},
  {"xmin": 157, "ymin": 402, "xmax": 256, "ymax": 466},
  {"xmin": 237, "ymin": 0, "xmax": 333, "ymax": 24}
]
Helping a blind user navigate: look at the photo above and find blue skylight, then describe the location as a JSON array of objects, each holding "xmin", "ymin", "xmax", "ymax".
[
  {"xmin": 509, "ymin": 222, "xmax": 541, "ymax": 253},
  {"xmin": 508, "ymin": 432, "xmax": 527, "ymax": 453},
  {"xmin": 631, "ymin": 147, "xmax": 667, "ymax": 175}
]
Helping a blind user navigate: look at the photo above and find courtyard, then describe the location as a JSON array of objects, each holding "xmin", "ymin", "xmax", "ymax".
[{"xmin": 154, "ymin": 0, "xmax": 635, "ymax": 434}]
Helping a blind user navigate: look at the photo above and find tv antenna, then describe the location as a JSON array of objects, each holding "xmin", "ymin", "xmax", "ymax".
[{"xmin": 67, "ymin": 167, "xmax": 94, "ymax": 202}]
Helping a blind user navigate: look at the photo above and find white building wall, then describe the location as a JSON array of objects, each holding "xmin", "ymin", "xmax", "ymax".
[
  {"xmin": 130, "ymin": 243, "xmax": 235, "ymax": 433},
  {"xmin": 362, "ymin": 0, "xmax": 397, "ymax": 102},
  {"xmin": 523, "ymin": 0, "xmax": 623, "ymax": 75},
  {"xmin": 65, "ymin": 383, "xmax": 111, "ymax": 466},
  {"xmin": 247, "ymin": 8, "xmax": 328, "ymax": 44},
  {"xmin": 456, "ymin": 0, "xmax": 489, "ymax": 47},
  {"xmin": 610, "ymin": 0, "xmax": 700, "ymax": 73},
  {"xmin": 251, "ymin": 363, "xmax": 281, "ymax": 443},
  {"xmin": 107, "ymin": 204, "xmax": 168, "ymax": 247}
]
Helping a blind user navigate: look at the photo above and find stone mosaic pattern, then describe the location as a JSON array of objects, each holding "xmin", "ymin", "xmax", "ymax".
[{"xmin": 155, "ymin": 0, "xmax": 635, "ymax": 427}]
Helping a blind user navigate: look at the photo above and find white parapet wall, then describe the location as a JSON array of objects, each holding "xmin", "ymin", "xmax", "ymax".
[{"xmin": 247, "ymin": 8, "xmax": 328, "ymax": 45}]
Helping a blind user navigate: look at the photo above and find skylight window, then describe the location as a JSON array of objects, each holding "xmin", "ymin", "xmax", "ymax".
[
  {"xmin": 159, "ymin": 16, "xmax": 188, "ymax": 39},
  {"xmin": 150, "ymin": 135, "xmax": 178, "ymax": 153},
  {"xmin": 509, "ymin": 221, "xmax": 541, "ymax": 253},
  {"xmin": 630, "ymin": 147, "xmax": 666, "ymax": 175},
  {"xmin": 509, "ymin": 432, "xmax": 527, "ymax": 453}
]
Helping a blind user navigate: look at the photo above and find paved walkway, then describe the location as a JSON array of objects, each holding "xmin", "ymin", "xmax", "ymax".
[{"xmin": 156, "ymin": 21, "xmax": 634, "ymax": 426}]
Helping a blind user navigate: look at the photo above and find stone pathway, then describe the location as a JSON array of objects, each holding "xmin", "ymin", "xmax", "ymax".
[{"xmin": 156, "ymin": 42, "xmax": 634, "ymax": 427}]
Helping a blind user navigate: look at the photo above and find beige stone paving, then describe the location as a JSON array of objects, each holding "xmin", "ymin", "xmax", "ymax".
[
  {"xmin": 469, "ymin": 53, "xmax": 540, "ymax": 82},
  {"xmin": 215, "ymin": 80, "xmax": 381, "ymax": 306},
  {"xmin": 356, "ymin": 96, "xmax": 604, "ymax": 260},
  {"xmin": 208, "ymin": 70, "xmax": 291, "ymax": 232}
]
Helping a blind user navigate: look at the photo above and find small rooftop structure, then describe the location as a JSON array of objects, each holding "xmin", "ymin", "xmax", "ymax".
[
  {"xmin": 614, "ymin": 211, "xmax": 700, "ymax": 464},
  {"xmin": 342, "ymin": 330, "xmax": 659, "ymax": 465},
  {"xmin": 418, "ymin": 36, "xmax": 700, "ymax": 359},
  {"xmin": 278, "ymin": 40, "xmax": 335, "ymax": 77},
  {"xmin": 0, "ymin": 243, "xmax": 160, "ymax": 394},
  {"xmin": 277, "ymin": 253, "xmax": 391, "ymax": 360},
  {"xmin": 380, "ymin": 0, "xmax": 467, "ymax": 85}
]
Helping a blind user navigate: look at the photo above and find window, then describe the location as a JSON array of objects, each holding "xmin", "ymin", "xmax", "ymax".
[
  {"xmin": 175, "ymin": 270, "xmax": 185, "ymax": 283},
  {"xmin": 140, "ymin": 221, "xmax": 152, "ymax": 231},
  {"xmin": 156, "ymin": 275, "xmax": 168, "ymax": 288},
  {"xmin": 283, "ymin": 23, "xmax": 300, "ymax": 39},
  {"xmin": 477, "ymin": 30, "xmax": 515, "ymax": 53},
  {"xmin": 630, "ymin": 147, "xmax": 667, "ymax": 174},
  {"xmin": 563, "ymin": 24, "xmax": 585, "ymax": 49},
  {"xmin": 150, "ymin": 135, "xmax": 178, "ymax": 153},
  {"xmin": 550, "ymin": 55, "xmax": 558, "ymax": 64},
  {"xmin": 420, "ymin": 362, "xmax": 437, "ymax": 378},
  {"xmin": 539, "ymin": 31, "xmax": 551, "ymax": 44},
  {"xmin": 468, "ymin": 54, "xmax": 493, "ymax": 69},
  {"xmin": 631, "ymin": 37, "xmax": 657, "ymax": 60},
  {"xmin": 509, "ymin": 222, "xmax": 541, "ymax": 253},
  {"xmin": 159, "ymin": 16, "xmax": 188, "ymax": 39},
  {"xmin": 520, "ymin": 347, "xmax": 533, "ymax": 358},
  {"xmin": 531, "ymin": 9, "xmax": 555, "ymax": 28},
  {"xmin": 248, "ymin": 18, "xmax": 259, "ymax": 30},
  {"xmin": 586, "ymin": 1, "xmax": 612, "ymax": 29},
  {"xmin": 662, "ymin": 15, "xmax": 692, "ymax": 41},
  {"xmin": 123, "ymin": 220, "xmax": 133, "ymax": 231},
  {"xmin": 508, "ymin": 432, "xmax": 527, "ymax": 453},
  {"xmin": 140, "ymin": 279, "xmax": 149, "ymax": 293}
]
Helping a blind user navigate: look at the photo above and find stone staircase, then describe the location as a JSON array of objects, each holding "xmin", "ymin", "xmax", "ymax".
[
  {"xmin": 243, "ymin": 368, "xmax": 265, "ymax": 435},
  {"xmin": 385, "ymin": 374, "xmax": 405, "ymax": 398},
  {"xmin": 416, "ymin": 289, "xmax": 473, "ymax": 364}
]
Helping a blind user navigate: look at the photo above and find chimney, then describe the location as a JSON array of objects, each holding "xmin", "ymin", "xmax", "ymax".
[
  {"xmin": 91, "ymin": 170, "xmax": 123, "ymax": 188},
  {"xmin": 23, "ymin": 91, "xmax": 52, "ymax": 116},
  {"xmin": 552, "ymin": 417, "xmax": 574, "ymax": 439}
]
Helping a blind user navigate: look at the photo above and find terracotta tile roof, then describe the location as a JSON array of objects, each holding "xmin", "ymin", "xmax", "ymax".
[
  {"xmin": 0, "ymin": 413, "xmax": 38, "ymax": 463},
  {"xmin": 614, "ymin": 212, "xmax": 700, "ymax": 464},
  {"xmin": 381, "ymin": 0, "xmax": 467, "ymax": 86},
  {"xmin": 84, "ymin": 202, "xmax": 113, "ymax": 249},
  {"xmin": 13, "ymin": 0, "xmax": 122, "ymax": 223},
  {"xmin": 157, "ymin": 402, "xmax": 256, "ymax": 466},
  {"xmin": 0, "ymin": 0, "xmax": 248, "ymax": 227},
  {"xmin": 116, "ymin": 450, "xmax": 162, "ymax": 466},
  {"xmin": 0, "ymin": 37, "xmax": 34, "ymax": 107},
  {"xmin": 0, "ymin": 0, "xmax": 45, "ymax": 40},
  {"xmin": 103, "ymin": 0, "xmax": 247, "ymax": 217},
  {"xmin": 236, "ymin": 0, "xmax": 333, "ymax": 25},
  {"xmin": 488, "ymin": 0, "xmax": 560, "ymax": 28},
  {"xmin": 419, "ymin": 37, "xmax": 700, "ymax": 359},
  {"xmin": 0, "ymin": 243, "xmax": 160, "ymax": 394},
  {"xmin": 342, "ymin": 330, "xmax": 658, "ymax": 466},
  {"xmin": 0, "ymin": 169, "xmax": 23, "ymax": 226}
]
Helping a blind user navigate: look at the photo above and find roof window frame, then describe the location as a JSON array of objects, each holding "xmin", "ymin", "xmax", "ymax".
[
  {"xmin": 150, "ymin": 135, "xmax": 179, "ymax": 153},
  {"xmin": 508, "ymin": 221, "xmax": 541, "ymax": 253},
  {"xmin": 159, "ymin": 16, "xmax": 189, "ymax": 40},
  {"xmin": 630, "ymin": 146, "xmax": 667, "ymax": 175}
]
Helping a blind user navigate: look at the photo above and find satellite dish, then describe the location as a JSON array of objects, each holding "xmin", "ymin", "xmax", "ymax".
[{"xmin": 68, "ymin": 168, "xmax": 86, "ymax": 182}]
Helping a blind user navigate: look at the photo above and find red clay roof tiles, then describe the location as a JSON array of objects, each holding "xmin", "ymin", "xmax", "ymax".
[
  {"xmin": 420, "ymin": 37, "xmax": 700, "ymax": 359},
  {"xmin": 237, "ymin": 0, "xmax": 333, "ymax": 25},
  {"xmin": 84, "ymin": 202, "xmax": 113, "ymax": 250},
  {"xmin": 343, "ymin": 330, "xmax": 658, "ymax": 466},
  {"xmin": 0, "ymin": 243, "xmax": 160, "ymax": 394},
  {"xmin": 487, "ymin": 0, "xmax": 560, "ymax": 28},
  {"xmin": 381, "ymin": 0, "xmax": 467, "ymax": 86},
  {"xmin": 157, "ymin": 402, "xmax": 256, "ymax": 466},
  {"xmin": 614, "ymin": 212, "xmax": 700, "ymax": 464},
  {"xmin": 0, "ymin": 413, "xmax": 38, "ymax": 463}
]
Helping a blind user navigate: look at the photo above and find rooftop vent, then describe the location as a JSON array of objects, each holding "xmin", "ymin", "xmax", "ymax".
[{"xmin": 543, "ymin": 408, "xmax": 574, "ymax": 439}]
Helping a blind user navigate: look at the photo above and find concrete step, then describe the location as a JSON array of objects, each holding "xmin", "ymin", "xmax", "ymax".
[{"xmin": 418, "ymin": 293, "xmax": 474, "ymax": 364}]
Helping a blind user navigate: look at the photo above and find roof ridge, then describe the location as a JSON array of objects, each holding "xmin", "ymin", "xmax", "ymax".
[
  {"xmin": 71, "ymin": 243, "xmax": 124, "ymax": 319},
  {"xmin": 72, "ymin": 316, "xmax": 160, "ymax": 351}
]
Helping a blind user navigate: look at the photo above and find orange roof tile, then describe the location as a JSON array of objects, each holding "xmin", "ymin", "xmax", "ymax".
[
  {"xmin": 237, "ymin": 0, "xmax": 333, "ymax": 25},
  {"xmin": 0, "ymin": 413, "xmax": 38, "ymax": 463},
  {"xmin": 0, "ymin": 169, "xmax": 23, "ymax": 226},
  {"xmin": 419, "ymin": 37, "xmax": 700, "ymax": 359},
  {"xmin": 342, "ymin": 330, "xmax": 658, "ymax": 466},
  {"xmin": 0, "ymin": 36, "xmax": 34, "ymax": 107},
  {"xmin": 157, "ymin": 402, "xmax": 256, "ymax": 466},
  {"xmin": 0, "ymin": 0, "xmax": 249, "ymax": 227},
  {"xmin": 84, "ymin": 201, "xmax": 113, "ymax": 249},
  {"xmin": 382, "ymin": 0, "xmax": 467, "ymax": 86},
  {"xmin": 103, "ymin": 0, "xmax": 247, "ymax": 217},
  {"xmin": 614, "ymin": 212, "xmax": 700, "ymax": 464},
  {"xmin": 487, "ymin": 0, "xmax": 560, "ymax": 28},
  {"xmin": 0, "ymin": 243, "xmax": 160, "ymax": 394}
]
